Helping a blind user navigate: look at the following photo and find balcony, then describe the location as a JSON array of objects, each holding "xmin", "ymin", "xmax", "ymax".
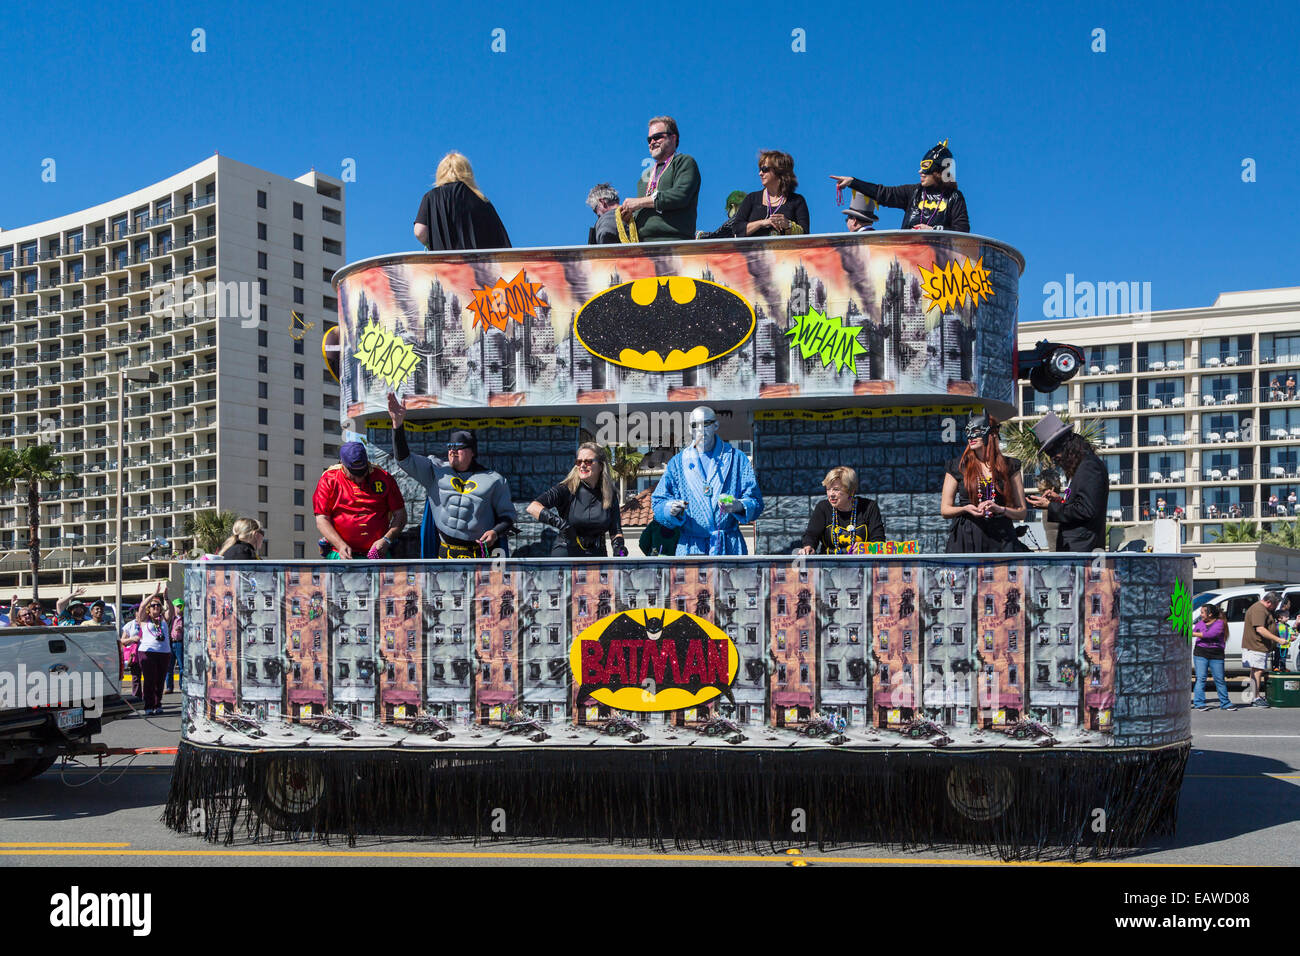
[
  {"xmin": 1194, "ymin": 502, "xmax": 1254, "ymax": 520},
  {"xmin": 1138, "ymin": 468, "xmax": 1186, "ymax": 485},
  {"xmin": 1104, "ymin": 468, "xmax": 1135, "ymax": 485},
  {"xmin": 1136, "ymin": 393, "xmax": 1186, "ymax": 411},
  {"xmin": 1199, "ymin": 388, "xmax": 1250, "ymax": 407},
  {"xmin": 1197, "ymin": 465, "xmax": 1252, "ymax": 481},
  {"xmin": 185, "ymin": 194, "xmax": 216, "ymax": 213},
  {"xmin": 1200, "ymin": 429, "xmax": 1247, "ymax": 444},
  {"xmin": 1136, "ymin": 357, "xmax": 1186, "ymax": 374},
  {"xmin": 1199, "ymin": 349, "xmax": 1253, "ymax": 369},
  {"xmin": 1082, "ymin": 358, "xmax": 1133, "ymax": 376}
]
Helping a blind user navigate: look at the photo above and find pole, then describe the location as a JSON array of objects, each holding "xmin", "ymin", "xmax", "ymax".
[{"xmin": 113, "ymin": 369, "xmax": 125, "ymax": 628}]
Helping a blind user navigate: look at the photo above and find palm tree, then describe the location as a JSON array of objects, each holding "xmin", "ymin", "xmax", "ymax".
[
  {"xmin": 604, "ymin": 445, "xmax": 646, "ymax": 502},
  {"xmin": 1211, "ymin": 520, "xmax": 1262, "ymax": 543},
  {"xmin": 1264, "ymin": 520, "xmax": 1300, "ymax": 550},
  {"xmin": 0, "ymin": 444, "xmax": 67, "ymax": 600},
  {"xmin": 184, "ymin": 509, "xmax": 239, "ymax": 555}
]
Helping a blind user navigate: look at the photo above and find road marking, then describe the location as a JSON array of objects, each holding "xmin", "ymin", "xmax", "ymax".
[
  {"xmin": 0, "ymin": 842, "xmax": 131, "ymax": 848},
  {"xmin": 0, "ymin": 848, "xmax": 1238, "ymax": 866}
]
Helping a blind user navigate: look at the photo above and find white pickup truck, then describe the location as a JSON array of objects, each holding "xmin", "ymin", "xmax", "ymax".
[{"xmin": 0, "ymin": 624, "xmax": 132, "ymax": 784}]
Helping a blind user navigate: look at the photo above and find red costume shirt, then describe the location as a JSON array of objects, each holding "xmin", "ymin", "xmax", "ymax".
[{"xmin": 313, "ymin": 465, "xmax": 405, "ymax": 553}]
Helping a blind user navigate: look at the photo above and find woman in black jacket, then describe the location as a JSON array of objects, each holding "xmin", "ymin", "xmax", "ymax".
[
  {"xmin": 527, "ymin": 444, "xmax": 627, "ymax": 557},
  {"xmin": 732, "ymin": 150, "xmax": 810, "ymax": 238},
  {"xmin": 797, "ymin": 467, "xmax": 884, "ymax": 554},
  {"xmin": 218, "ymin": 517, "xmax": 264, "ymax": 560}
]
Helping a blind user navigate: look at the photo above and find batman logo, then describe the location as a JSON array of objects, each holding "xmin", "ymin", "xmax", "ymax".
[
  {"xmin": 449, "ymin": 477, "xmax": 478, "ymax": 494},
  {"xmin": 568, "ymin": 608, "xmax": 739, "ymax": 713},
  {"xmin": 573, "ymin": 277, "xmax": 755, "ymax": 372}
]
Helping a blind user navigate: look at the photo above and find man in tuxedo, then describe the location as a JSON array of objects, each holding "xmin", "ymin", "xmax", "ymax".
[{"xmin": 1025, "ymin": 412, "xmax": 1109, "ymax": 552}]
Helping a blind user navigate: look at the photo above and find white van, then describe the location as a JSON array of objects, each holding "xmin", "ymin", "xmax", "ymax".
[{"xmin": 1192, "ymin": 584, "xmax": 1300, "ymax": 673}]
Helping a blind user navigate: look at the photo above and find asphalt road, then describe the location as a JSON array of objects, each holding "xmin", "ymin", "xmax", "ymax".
[{"xmin": 2, "ymin": 688, "xmax": 1296, "ymax": 868}]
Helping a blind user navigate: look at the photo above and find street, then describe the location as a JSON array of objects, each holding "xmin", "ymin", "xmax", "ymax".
[{"xmin": 1, "ymin": 689, "xmax": 1296, "ymax": 867}]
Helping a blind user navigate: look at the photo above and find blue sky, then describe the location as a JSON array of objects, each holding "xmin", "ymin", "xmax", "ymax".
[{"xmin": 2, "ymin": 0, "xmax": 1296, "ymax": 318}]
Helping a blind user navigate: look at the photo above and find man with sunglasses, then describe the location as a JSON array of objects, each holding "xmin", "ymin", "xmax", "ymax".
[
  {"xmin": 386, "ymin": 392, "xmax": 515, "ymax": 559},
  {"xmin": 1025, "ymin": 412, "xmax": 1109, "ymax": 552},
  {"xmin": 314, "ymin": 442, "xmax": 408, "ymax": 560},
  {"xmin": 618, "ymin": 116, "xmax": 701, "ymax": 242}
]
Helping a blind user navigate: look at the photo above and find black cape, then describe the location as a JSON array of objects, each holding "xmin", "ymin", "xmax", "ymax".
[{"xmin": 415, "ymin": 181, "xmax": 511, "ymax": 251}]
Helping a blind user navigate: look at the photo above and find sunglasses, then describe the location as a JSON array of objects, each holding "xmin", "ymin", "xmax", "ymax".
[
  {"xmin": 575, "ymin": 458, "xmax": 599, "ymax": 467},
  {"xmin": 446, "ymin": 443, "xmax": 469, "ymax": 452},
  {"xmin": 758, "ymin": 166, "xmax": 772, "ymax": 174},
  {"xmin": 647, "ymin": 132, "xmax": 670, "ymax": 144},
  {"xmin": 691, "ymin": 419, "xmax": 717, "ymax": 428}
]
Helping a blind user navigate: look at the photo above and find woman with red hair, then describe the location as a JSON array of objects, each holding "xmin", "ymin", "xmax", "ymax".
[{"xmin": 940, "ymin": 412, "xmax": 1027, "ymax": 553}]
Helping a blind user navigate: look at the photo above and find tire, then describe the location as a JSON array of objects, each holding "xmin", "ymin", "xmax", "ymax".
[
  {"xmin": 946, "ymin": 765, "xmax": 1016, "ymax": 821},
  {"xmin": 247, "ymin": 758, "xmax": 325, "ymax": 831},
  {"xmin": 0, "ymin": 754, "xmax": 57, "ymax": 785}
]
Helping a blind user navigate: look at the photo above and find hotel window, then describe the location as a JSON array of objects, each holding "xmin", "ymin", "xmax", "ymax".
[
  {"xmin": 293, "ymin": 201, "xmax": 303, "ymax": 220},
  {"xmin": 293, "ymin": 261, "xmax": 304, "ymax": 279},
  {"xmin": 258, "ymin": 252, "xmax": 267, "ymax": 270},
  {"xmin": 257, "ymin": 222, "xmax": 267, "ymax": 240},
  {"xmin": 293, "ymin": 233, "xmax": 304, "ymax": 251},
  {"xmin": 257, "ymin": 190, "xmax": 267, "ymax": 208}
]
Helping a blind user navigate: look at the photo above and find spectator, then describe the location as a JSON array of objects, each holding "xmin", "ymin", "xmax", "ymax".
[
  {"xmin": 1156, "ymin": 496, "xmax": 1167, "ymax": 517},
  {"xmin": 1289, "ymin": 490, "xmax": 1297, "ymax": 510},
  {"xmin": 1206, "ymin": 503, "xmax": 1218, "ymax": 519},
  {"xmin": 169, "ymin": 599, "xmax": 184, "ymax": 693},
  {"xmin": 527, "ymin": 443, "xmax": 628, "ymax": 557},
  {"xmin": 696, "ymin": 190, "xmax": 747, "ymax": 240},
  {"xmin": 413, "ymin": 151, "xmax": 511, "ymax": 251},
  {"xmin": 1242, "ymin": 591, "xmax": 1286, "ymax": 707},
  {"xmin": 386, "ymin": 392, "xmax": 515, "ymax": 558},
  {"xmin": 1289, "ymin": 374, "xmax": 1297, "ymax": 400},
  {"xmin": 314, "ymin": 443, "xmax": 407, "ymax": 560},
  {"xmin": 85, "ymin": 600, "xmax": 108, "ymax": 626},
  {"xmin": 1192, "ymin": 603, "xmax": 1232, "ymax": 711},
  {"xmin": 842, "ymin": 191, "xmax": 880, "ymax": 232},
  {"xmin": 1269, "ymin": 493, "xmax": 1280, "ymax": 514},
  {"xmin": 1229, "ymin": 502, "xmax": 1243, "ymax": 519},
  {"xmin": 730, "ymin": 150, "xmax": 810, "ymax": 237},
  {"xmin": 1142, "ymin": 505, "xmax": 1150, "ymax": 520},
  {"xmin": 1271, "ymin": 376, "xmax": 1283, "ymax": 401},
  {"xmin": 830, "ymin": 140, "xmax": 970, "ymax": 231},
  {"xmin": 122, "ymin": 585, "xmax": 171, "ymax": 716},
  {"xmin": 585, "ymin": 183, "xmax": 622, "ymax": 244},
  {"xmin": 55, "ymin": 586, "xmax": 90, "ymax": 625},
  {"xmin": 218, "ymin": 517, "xmax": 264, "ymax": 560},
  {"xmin": 619, "ymin": 115, "xmax": 701, "ymax": 242}
]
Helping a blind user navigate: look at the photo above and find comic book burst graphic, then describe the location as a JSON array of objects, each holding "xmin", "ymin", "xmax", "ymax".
[
  {"xmin": 1167, "ymin": 578, "xmax": 1193, "ymax": 644},
  {"xmin": 918, "ymin": 257, "xmax": 994, "ymax": 313}
]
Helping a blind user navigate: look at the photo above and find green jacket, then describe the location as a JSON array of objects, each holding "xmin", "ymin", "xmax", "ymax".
[{"xmin": 634, "ymin": 153, "xmax": 701, "ymax": 241}]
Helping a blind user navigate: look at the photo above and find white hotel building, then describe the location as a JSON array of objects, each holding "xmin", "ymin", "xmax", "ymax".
[
  {"xmin": 0, "ymin": 155, "xmax": 344, "ymax": 601},
  {"xmin": 1016, "ymin": 287, "xmax": 1300, "ymax": 547}
]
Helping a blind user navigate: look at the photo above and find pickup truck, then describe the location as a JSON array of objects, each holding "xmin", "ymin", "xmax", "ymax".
[{"xmin": 0, "ymin": 624, "xmax": 132, "ymax": 784}]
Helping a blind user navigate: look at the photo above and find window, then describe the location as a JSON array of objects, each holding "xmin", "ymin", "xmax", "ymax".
[
  {"xmin": 293, "ymin": 287, "xmax": 304, "ymax": 304},
  {"xmin": 294, "ymin": 338, "xmax": 304, "ymax": 354},
  {"xmin": 293, "ymin": 262, "xmax": 304, "ymax": 279},
  {"xmin": 294, "ymin": 363, "xmax": 304, "ymax": 380},
  {"xmin": 293, "ymin": 233, "xmax": 304, "ymax": 251},
  {"xmin": 258, "ymin": 433, "xmax": 268, "ymax": 450},
  {"xmin": 294, "ymin": 439, "xmax": 304, "ymax": 455},
  {"xmin": 257, "ymin": 251, "xmax": 267, "ymax": 270},
  {"xmin": 294, "ymin": 413, "xmax": 304, "ymax": 430},
  {"xmin": 294, "ymin": 388, "xmax": 304, "ymax": 405},
  {"xmin": 258, "ymin": 330, "xmax": 267, "ymax": 347},
  {"xmin": 322, "ymin": 206, "xmax": 341, "ymax": 224},
  {"xmin": 258, "ymin": 486, "xmax": 268, "ymax": 503},
  {"xmin": 294, "ymin": 464, "xmax": 304, "ymax": 481},
  {"xmin": 260, "ymin": 304, "xmax": 268, "ymax": 323},
  {"xmin": 827, "ymin": 663, "xmax": 840, "ymax": 681},
  {"xmin": 322, "ymin": 267, "xmax": 334, "ymax": 282},
  {"xmin": 258, "ymin": 278, "xmax": 267, "ymax": 296},
  {"xmin": 293, "ymin": 201, "xmax": 303, "ymax": 220},
  {"xmin": 258, "ymin": 460, "xmax": 268, "ymax": 477},
  {"xmin": 257, "ymin": 222, "xmax": 267, "ymax": 240},
  {"xmin": 294, "ymin": 542, "xmax": 305, "ymax": 558},
  {"xmin": 257, "ymin": 190, "xmax": 267, "ymax": 208},
  {"xmin": 258, "ymin": 382, "xmax": 268, "ymax": 399},
  {"xmin": 294, "ymin": 489, "xmax": 304, "ymax": 507},
  {"xmin": 322, "ymin": 238, "xmax": 342, "ymax": 255},
  {"xmin": 258, "ymin": 408, "xmax": 268, "ymax": 425},
  {"xmin": 294, "ymin": 514, "xmax": 304, "ymax": 531}
]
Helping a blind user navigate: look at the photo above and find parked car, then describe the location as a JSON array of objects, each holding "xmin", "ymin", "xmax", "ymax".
[{"xmin": 1193, "ymin": 584, "xmax": 1300, "ymax": 674}]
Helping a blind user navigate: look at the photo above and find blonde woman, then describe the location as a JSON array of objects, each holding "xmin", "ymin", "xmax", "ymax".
[
  {"xmin": 413, "ymin": 151, "xmax": 512, "ymax": 251},
  {"xmin": 797, "ymin": 467, "xmax": 884, "ymax": 554},
  {"xmin": 527, "ymin": 443, "xmax": 628, "ymax": 557},
  {"xmin": 218, "ymin": 517, "xmax": 265, "ymax": 560}
]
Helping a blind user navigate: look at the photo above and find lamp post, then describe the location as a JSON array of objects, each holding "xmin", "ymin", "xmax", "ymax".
[
  {"xmin": 63, "ymin": 531, "xmax": 81, "ymax": 590},
  {"xmin": 114, "ymin": 367, "xmax": 159, "ymax": 626}
]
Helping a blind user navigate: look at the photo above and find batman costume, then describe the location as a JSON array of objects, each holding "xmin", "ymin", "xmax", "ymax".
[
  {"xmin": 846, "ymin": 141, "xmax": 970, "ymax": 232},
  {"xmin": 392, "ymin": 425, "xmax": 515, "ymax": 558}
]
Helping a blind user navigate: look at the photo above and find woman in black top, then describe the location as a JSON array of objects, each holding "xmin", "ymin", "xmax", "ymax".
[
  {"xmin": 796, "ymin": 467, "xmax": 884, "ymax": 554},
  {"xmin": 940, "ymin": 413, "xmax": 1027, "ymax": 553},
  {"xmin": 732, "ymin": 150, "xmax": 810, "ymax": 238},
  {"xmin": 218, "ymin": 517, "xmax": 264, "ymax": 560},
  {"xmin": 412, "ymin": 151, "xmax": 511, "ymax": 251},
  {"xmin": 527, "ymin": 443, "xmax": 627, "ymax": 557}
]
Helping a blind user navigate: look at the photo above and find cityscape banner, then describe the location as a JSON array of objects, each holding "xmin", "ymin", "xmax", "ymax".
[{"xmin": 332, "ymin": 232, "xmax": 1023, "ymax": 420}]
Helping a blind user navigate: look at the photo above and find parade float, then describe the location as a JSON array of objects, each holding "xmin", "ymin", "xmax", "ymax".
[{"xmin": 166, "ymin": 230, "xmax": 1193, "ymax": 857}]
